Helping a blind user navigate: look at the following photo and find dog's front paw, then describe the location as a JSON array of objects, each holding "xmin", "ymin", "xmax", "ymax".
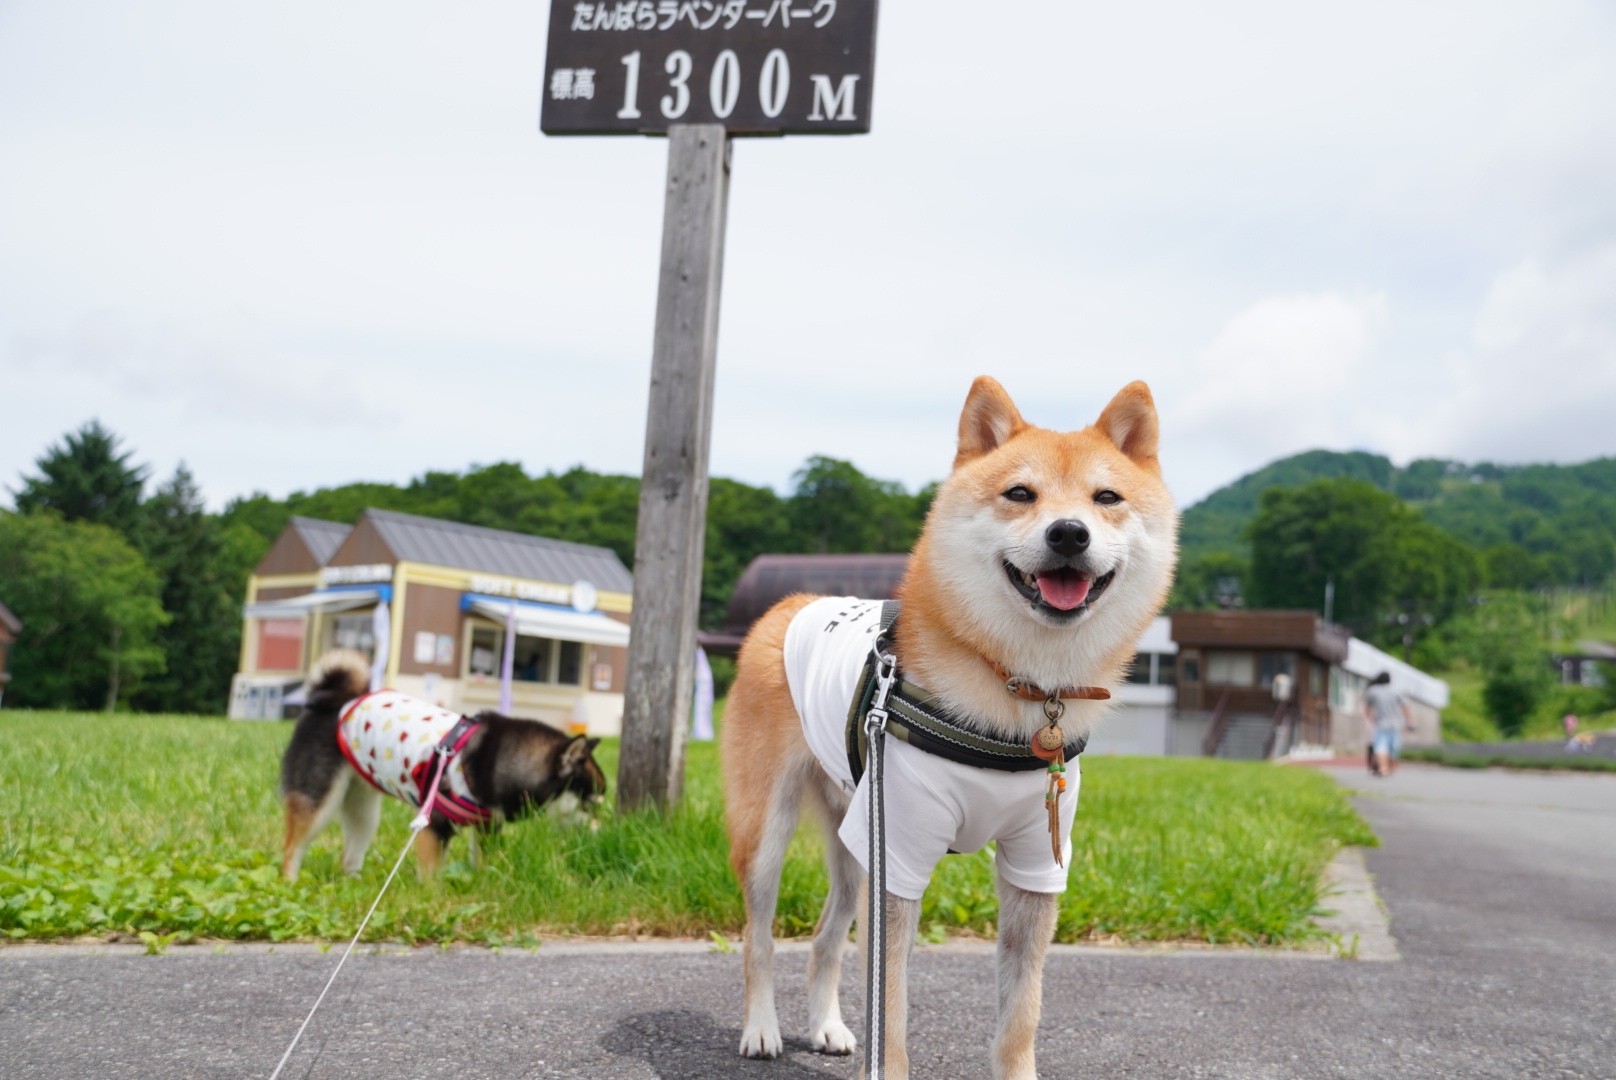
[
  {"xmin": 739, "ymin": 1025, "xmax": 783, "ymax": 1059},
  {"xmin": 809, "ymin": 1019, "xmax": 856, "ymax": 1055}
]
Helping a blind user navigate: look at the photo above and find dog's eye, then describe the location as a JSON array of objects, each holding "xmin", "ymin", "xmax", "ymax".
[
  {"xmin": 1094, "ymin": 490, "xmax": 1123, "ymax": 506},
  {"xmin": 1003, "ymin": 485, "xmax": 1036, "ymax": 503}
]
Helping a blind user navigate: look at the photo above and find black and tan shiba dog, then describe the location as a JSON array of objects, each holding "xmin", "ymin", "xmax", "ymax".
[{"xmin": 280, "ymin": 650, "xmax": 606, "ymax": 880}]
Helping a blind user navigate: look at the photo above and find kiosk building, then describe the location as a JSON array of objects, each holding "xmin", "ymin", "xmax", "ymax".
[{"xmin": 232, "ymin": 509, "xmax": 632, "ymax": 734}]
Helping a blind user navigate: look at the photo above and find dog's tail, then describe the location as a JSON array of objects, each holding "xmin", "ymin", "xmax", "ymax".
[{"xmin": 304, "ymin": 649, "xmax": 371, "ymax": 711}]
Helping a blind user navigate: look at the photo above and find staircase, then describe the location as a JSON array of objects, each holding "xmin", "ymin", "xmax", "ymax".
[{"xmin": 1212, "ymin": 715, "xmax": 1278, "ymax": 760}]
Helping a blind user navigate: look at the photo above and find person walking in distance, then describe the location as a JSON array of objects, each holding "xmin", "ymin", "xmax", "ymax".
[{"xmin": 1363, "ymin": 672, "xmax": 1411, "ymax": 776}]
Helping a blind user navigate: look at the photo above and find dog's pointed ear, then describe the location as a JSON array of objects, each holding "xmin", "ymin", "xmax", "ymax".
[
  {"xmin": 1096, "ymin": 381, "xmax": 1160, "ymax": 471},
  {"xmin": 560, "ymin": 735, "xmax": 592, "ymax": 774},
  {"xmin": 954, "ymin": 377, "xmax": 1028, "ymax": 470}
]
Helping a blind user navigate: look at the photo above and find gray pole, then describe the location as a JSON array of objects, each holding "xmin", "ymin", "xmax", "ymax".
[{"xmin": 617, "ymin": 124, "xmax": 731, "ymax": 812}]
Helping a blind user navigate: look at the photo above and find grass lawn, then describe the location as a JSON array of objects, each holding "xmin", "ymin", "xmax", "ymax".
[{"xmin": 0, "ymin": 712, "xmax": 1373, "ymax": 948}]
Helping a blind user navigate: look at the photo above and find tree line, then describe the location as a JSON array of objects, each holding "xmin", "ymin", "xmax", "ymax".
[
  {"xmin": 1179, "ymin": 449, "xmax": 1616, "ymax": 590},
  {"xmin": 7, "ymin": 422, "xmax": 1611, "ymax": 735},
  {"xmin": 0, "ymin": 422, "xmax": 932, "ymax": 713}
]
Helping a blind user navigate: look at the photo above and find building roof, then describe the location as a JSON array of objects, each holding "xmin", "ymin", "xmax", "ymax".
[
  {"xmin": 1135, "ymin": 616, "xmax": 1177, "ymax": 655},
  {"xmin": 0, "ymin": 599, "xmax": 20, "ymax": 636},
  {"xmin": 697, "ymin": 553, "xmax": 910, "ymax": 654},
  {"xmin": 728, "ymin": 554, "xmax": 908, "ymax": 628},
  {"xmin": 1170, "ymin": 609, "xmax": 1351, "ymax": 664},
  {"xmin": 291, "ymin": 517, "xmax": 352, "ymax": 567},
  {"xmin": 360, "ymin": 509, "xmax": 633, "ymax": 593},
  {"xmin": 1573, "ymin": 639, "xmax": 1616, "ymax": 660}
]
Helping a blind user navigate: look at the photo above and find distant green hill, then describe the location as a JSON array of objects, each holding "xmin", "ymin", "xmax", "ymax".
[
  {"xmin": 1179, "ymin": 450, "xmax": 1396, "ymax": 560},
  {"xmin": 1179, "ymin": 451, "xmax": 1616, "ymax": 590}
]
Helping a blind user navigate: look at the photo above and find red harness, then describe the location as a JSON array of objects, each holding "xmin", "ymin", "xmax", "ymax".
[{"xmin": 337, "ymin": 690, "xmax": 491, "ymax": 827}]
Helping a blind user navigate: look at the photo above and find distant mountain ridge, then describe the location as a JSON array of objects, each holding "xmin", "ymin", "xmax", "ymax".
[{"xmin": 1180, "ymin": 450, "xmax": 1616, "ymax": 587}]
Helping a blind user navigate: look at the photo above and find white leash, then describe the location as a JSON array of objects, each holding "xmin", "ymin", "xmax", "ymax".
[
  {"xmin": 266, "ymin": 751, "xmax": 449, "ymax": 1080},
  {"xmin": 863, "ymin": 646, "xmax": 898, "ymax": 1080}
]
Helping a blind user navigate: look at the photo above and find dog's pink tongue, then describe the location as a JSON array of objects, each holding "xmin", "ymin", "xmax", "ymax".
[{"xmin": 1036, "ymin": 572, "xmax": 1092, "ymax": 610}]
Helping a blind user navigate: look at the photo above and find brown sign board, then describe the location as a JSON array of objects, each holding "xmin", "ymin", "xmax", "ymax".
[{"xmin": 540, "ymin": 1, "xmax": 878, "ymax": 136}]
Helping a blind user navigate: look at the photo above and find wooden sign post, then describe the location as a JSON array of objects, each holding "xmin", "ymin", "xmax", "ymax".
[{"xmin": 542, "ymin": 1, "xmax": 880, "ymax": 811}]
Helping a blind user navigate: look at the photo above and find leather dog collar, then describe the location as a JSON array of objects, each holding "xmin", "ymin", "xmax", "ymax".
[{"xmin": 983, "ymin": 657, "xmax": 1112, "ymax": 703}]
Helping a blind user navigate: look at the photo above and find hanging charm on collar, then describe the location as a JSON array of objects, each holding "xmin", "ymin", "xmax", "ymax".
[{"xmin": 1028, "ymin": 694, "xmax": 1068, "ymax": 867}]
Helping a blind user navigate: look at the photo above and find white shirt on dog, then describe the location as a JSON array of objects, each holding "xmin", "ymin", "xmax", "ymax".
[
  {"xmin": 338, "ymin": 690, "xmax": 480, "ymax": 816},
  {"xmin": 784, "ymin": 596, "xmax": 1078, "ymax": 901}
]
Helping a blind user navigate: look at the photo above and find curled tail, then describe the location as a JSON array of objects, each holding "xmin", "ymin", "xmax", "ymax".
[{"xmin": 304, "ymin": 649, "xmax": 371, "ymax": 712}]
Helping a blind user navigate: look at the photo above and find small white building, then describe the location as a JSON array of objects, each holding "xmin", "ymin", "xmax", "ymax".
[
  {"xmin": 1335, "ymin": 637, "xmax": 1449, "ymax": 750},
  {"xmin": 1086, "ymin": 616, "xmax": 1178, "ymax": 756}
]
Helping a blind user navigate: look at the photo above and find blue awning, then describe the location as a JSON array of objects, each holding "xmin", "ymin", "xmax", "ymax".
[
  {"xmin": 461, "ymin": 594, "xmax": 629, "ymax": 648},
  {"xmin": 243, "ymin": 585, "xmax": 393, "ymax": 620}
]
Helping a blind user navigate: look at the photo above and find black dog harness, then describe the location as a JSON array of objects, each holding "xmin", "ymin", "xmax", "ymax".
[{"xmin": 844, "ymin": 601, "xmax": 1089, "ymax": 784}]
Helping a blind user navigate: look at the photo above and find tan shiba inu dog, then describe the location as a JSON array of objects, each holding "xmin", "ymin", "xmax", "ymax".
[{"xmin": 721, "ymin": 377, "xmax": 1177, "ymax": 1079}]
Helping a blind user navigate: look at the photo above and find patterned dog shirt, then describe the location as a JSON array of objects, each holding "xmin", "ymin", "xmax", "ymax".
[{"xmin": 337, "ymin": 690, "xmax": 488, "ymax": 825}]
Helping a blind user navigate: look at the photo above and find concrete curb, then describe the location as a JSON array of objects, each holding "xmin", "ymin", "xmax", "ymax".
[
  {"xmin": 2, "ymin": 852, "xmax": 1390, "ymax": 964},
  {"xmin": 1312, "ymin": 846, "xmax": 1400, "ymax": 961},
  {"xmin": 0, "ymin": 939, "xmax": 1341, "ymax": 961}
]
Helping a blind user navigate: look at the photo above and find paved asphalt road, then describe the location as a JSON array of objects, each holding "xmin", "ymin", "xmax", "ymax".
[{"xmin": 4, "ymin": 763, "xmax": 1615, "ymax": 1079}]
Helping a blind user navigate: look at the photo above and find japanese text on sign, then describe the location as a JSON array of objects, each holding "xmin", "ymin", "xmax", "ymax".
[
  {"xmin": 540, "ymin": 0, "xmax": 876, "ymax": 135},
  {"xmin": 568, "ymin": 2, "xmax": 837, "ymax": 32}
]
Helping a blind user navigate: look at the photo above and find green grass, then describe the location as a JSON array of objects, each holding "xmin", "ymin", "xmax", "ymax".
[
  {"xmin": 1402, "ymin": 747, "xmax": 1616, "ymax": 772},
  {"xmin": 0, "ymin": 712, "xmax": 1372, "ymax": 947},
  {"xmin": 1433, "ymin": 669, "xmax": 1501, "ymax": 743}
]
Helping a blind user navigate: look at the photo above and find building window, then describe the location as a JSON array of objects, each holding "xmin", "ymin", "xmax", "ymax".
[
  {"xmin": 1329, "ymin": 666, "xmax": 1366, "ymax": 711},
  {"xmin": 466, "ymin": 625, "xmax": 585, "ymax": 685},
  {"xmin": 1207, "ymin": 651, "xmax": 1256, "ymax": 687},
  {"xmin": 332, "ymin": 613, "xmax": 376, "ymax": 660},
  {"xmin": 1310, "ymin": 660, "xmax": 1324, "ymax": 697},
  {"xmin": 469, "ymin": 628, "xmax": 499, "ymax": 677},
  {"xmin": 1180, "ymin": 652, "xmax": 1200, "ymax": 683},
  {"xmin": 558, "ymin": 641, "xmax": 583, "ymax": 686},
  {"xmin": 1258, "ymin": 652, "xmax": 1296, "ymax": 689},
  {"xmin": 1127, "ymin": 653, "xmax": 1179, "ymax": 686},
  {"xmin": 259, "ymin": 619, "xmax": 305, "ymax": 671},
  {"xmin": 514, "ymin": 636, "xmax": 553, "ymax": 683}
]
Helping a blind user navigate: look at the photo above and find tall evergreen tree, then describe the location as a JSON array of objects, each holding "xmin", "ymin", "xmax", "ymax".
[
  {"xmin": 132, "ymin": 465, "xmax": 241, "ymax": 714},
  {"xmin": 13, "ymin": 420, "xmax": 148, "ymax": 532}
]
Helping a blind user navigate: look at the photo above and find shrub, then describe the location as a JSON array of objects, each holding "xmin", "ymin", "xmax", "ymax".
[{"xmin": 1483, "ymin": 660, "xmax": 1553, "ymax": 737}]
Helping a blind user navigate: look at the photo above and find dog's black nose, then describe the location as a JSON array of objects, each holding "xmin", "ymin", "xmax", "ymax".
[{"xmin": 1045, "ymin": 519, "xmax": 1090, "ymax": 557}]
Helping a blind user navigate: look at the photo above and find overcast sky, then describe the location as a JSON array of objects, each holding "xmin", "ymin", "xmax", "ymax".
[{"xmin": 2, "ymin": 0, "xmax": 1613, "ymax": 513}]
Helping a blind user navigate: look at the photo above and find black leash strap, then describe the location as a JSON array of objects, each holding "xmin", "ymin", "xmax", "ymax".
[{"xmin": 861, "ymin": 640, "xmax": 898, "ymax": 1080}]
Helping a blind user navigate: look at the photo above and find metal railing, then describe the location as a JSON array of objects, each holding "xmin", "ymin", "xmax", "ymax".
[{"xmin": 1201, "ymin": 690, "xmax": 1234, "ymax": 757}]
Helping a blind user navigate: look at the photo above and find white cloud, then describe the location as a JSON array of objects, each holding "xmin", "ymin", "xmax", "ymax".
[
  {"xmin": 1428, "ymin": 248, "xmax": 1616, "ymax": 464},
  {"xmin": 1, "ymin": 0, "xmax": 1615, "ymax": 509},
  {"xmin": 1167, "ymin": 291, "xmax": 1388, "ymax": 460}
]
